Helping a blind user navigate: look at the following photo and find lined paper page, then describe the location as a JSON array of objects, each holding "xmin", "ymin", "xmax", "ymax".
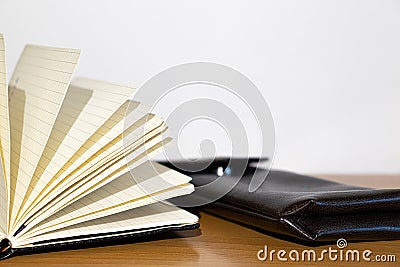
[
  {"xmin": 24, "ymin": 185, "xmax": 193, "ymax": 239},
  {"xmin": 19, "ymin": 99, "xmax": 148, "ymax": 217},
  {"xmin": 47, "ymin": 127, "xmax": 169, "ymax": 212},
  {"xmin": 0, "ymin": 162, "xmax": 6, "ymax": 235},
  {"xmin": 23, "ymin": 161, "xmax": 192, "ymax": 238},
  {"xmin": 8, "ymin": 45, "xmax": 80, "ymax": 229},
  {"xmin": 0, "ymin": 35, "xmax": 9, "ymax": 234},
  {"xmin": 17, "ymin": 101, "xmax": 141, "ymax": 225},
  {"xmin": 53, "ymin": 114, "xmax": 166, "ymax": 195},
  {"xmin": 21, "ymin": 133, "xmax": 170, "ymax": 235},
  {"xmin": 14, "ymin": 78, "xmax": 136, "ymax": 229},
  {"xmin": 51, "ymin": 106, "xmax": 162, "ymax": 195},
  {"xmin": 17, "ymin": 102, "xmax": 153, "ymax": 228},
  {"xmin": 14, "ymin": 202, "xmax": 198, "ymax": 247},
  {"xmin": 41, "ymin": 135, "xmax": 172, "ymax": 222}
]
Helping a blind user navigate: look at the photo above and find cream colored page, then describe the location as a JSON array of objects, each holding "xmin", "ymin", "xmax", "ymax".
[
  {"xmin": 0, "ymin": 35, "xmax": 9, "ymax": 235},
  {"xmin": 21, "ymin": 134, "xmax": 170, "ymax": 235},
  {"xmin": 17, "ymin": 107, "xmax": 155, "ymax": 230},
  {"xmin": 0, "ymin": 163, "xmax": 7, "ymax": 235},
  {"xmin": 22, "ymin": 101, "xmax": 149, "ymax": 212},
  {"xmin": 23, "ymin": 185, "xmax": 193, "ymax": 240},
  {"xmin": 18, "ymin": 136, "xmax": 171, "ymax": 238},
  {"xmin": 0, "ymin": 35, "xmax": 10, "ymax": 223},
  {"xmin": 52, "ymin": 114, "xmax": 165, "ymax": 195},
  {"xmin": 52, "ymin": 115, "xmax": 166, "ymax": 196},
  {"xmin": 15, "ymin": 100, "xmax": 149, "ymax": 229},
  {"xmin": 42, "ymin": 135, "xmax": 173, "ymax": 222},
  {"xmin": 44, "ymin": 128, "xmax": 165, "ymax": 212},
  {"xmin": 49, "ymin": 125, "xmax": 169, "ymax": 206},
  {"xmin": 8, "ymin": 45, "xmax": 80, "ymax": 229},
  {"xmin": 36, "ymin": 113, "xmax": 164, "ymax": 208},
  {"xmin": 16, "ymin": 224, "xmax": 181, "ymax": 248},
  {"xmin": 23, "ymin": 161, "xmax": 192, "ymax": 238},
  {"xmin": 15, "ymin": 78, "xmax": 136, "ymax": 228},
  {"xmin": 14, "ymin": 202, "xmax": 198, "ymax": 247}
]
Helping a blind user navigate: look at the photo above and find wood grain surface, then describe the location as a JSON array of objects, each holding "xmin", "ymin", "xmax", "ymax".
[{"xmin": 0, "ymin": 175, "xmax": 399, "ymax": 266}]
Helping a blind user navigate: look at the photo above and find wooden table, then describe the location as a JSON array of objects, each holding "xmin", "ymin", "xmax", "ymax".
[{"xmin": 1, "ymin": 175, "xmax": 399, "ymax": 266}]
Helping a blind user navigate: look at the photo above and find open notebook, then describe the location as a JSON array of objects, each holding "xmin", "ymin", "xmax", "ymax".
[{"xmin": 0, "ymin": 35, "xmax": 199, "ymax": 259}]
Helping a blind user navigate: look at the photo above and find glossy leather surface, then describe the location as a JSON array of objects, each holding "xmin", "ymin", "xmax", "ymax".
[{"xmin": 161, "ymin": 158, "xmax": 400, "ymax": 243}]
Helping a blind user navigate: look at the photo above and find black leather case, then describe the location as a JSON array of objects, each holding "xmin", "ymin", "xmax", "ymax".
[{"xmin": 160, "ymin": 158, "xmax": 400, "ymax": 244}]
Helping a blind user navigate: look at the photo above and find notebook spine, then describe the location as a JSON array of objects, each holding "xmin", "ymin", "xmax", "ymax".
[{"xmin": 0, "ymin": 238, "xmax": 13, "ymax": 260}]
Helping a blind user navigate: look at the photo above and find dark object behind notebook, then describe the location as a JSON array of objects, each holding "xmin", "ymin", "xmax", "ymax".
[{"xmin": 160, "ymin": 158, "xmax": 400, "ymax": 244}]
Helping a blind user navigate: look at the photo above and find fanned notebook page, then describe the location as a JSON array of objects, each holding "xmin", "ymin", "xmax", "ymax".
[
  {"xmin": 13, "ymin": 78, "xmax": 138, "ymax": 231},
  {"xmin": 0, "ymin": 37, "xmax": 198, "ymax": 258},
  {"xmin": 20, "ymin": 99, "xmax": 143, "ymax": 220},
  {"xmin": 14, "ymin": 203, "xmax": 198, "ymax": 247},
  {"xmin": 14, "ymin": 101, "xmax": 165, "ymax": 234},
  {"xmin": 8, "ymin": 45, "xmax": 80, "ymax": 229},
  {"xmin": 20, "ymin": 131, "xmax": 172, "ymax": 236},
  {"xmin": 20, "ymin": 162, "xmax": 193, "ymax": 240},
  {"xmin": 0, "ymin": 35, "xmax": 9, "ymax": 235},
  {"xmin": 21, "ymin": 101, "xmax": 146, "ymax": 215}
]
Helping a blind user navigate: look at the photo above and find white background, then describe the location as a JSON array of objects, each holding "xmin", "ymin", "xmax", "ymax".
[{"xmin": 0, "ymin": 0, "xmax": 399, "ymax": 174}]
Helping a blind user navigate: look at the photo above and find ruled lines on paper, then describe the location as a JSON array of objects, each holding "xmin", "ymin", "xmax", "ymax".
[
  {"xmin": 15, "ymin": 202, "xmax": 198, "ymax": 247},
  {"xmin": 8, "ymin": 45, "xmax": 80, "ymax": 228},
  {"xmin": 20, "ymin": 123, "xmax": 169, "ymax": 236},
  {"xmin": 0, "ymin": 34, "xmax": 9, "ymax": 234},
  {"xmin": 15, "ymin": 100, "xmax": 152, "ymax": 231},
  {"xmin": 14, "ymin": 78, "xmax": 136, "ymax": 229},
  {"xmin": 23, "ymin": 161, "xmax": 192, "ymax": 238}
]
